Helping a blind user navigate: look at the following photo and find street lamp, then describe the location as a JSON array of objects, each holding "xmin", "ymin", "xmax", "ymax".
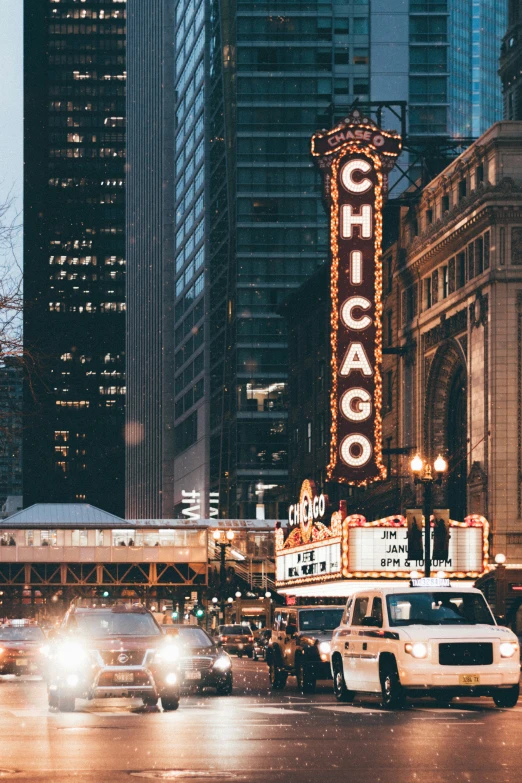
[
  {"xmin": 212, "ymin": 529, "xmax": 235, "ymax": 620},
  {"xmin": 410, "ymin": 453, "xmax": 448, "ymax": 577}
]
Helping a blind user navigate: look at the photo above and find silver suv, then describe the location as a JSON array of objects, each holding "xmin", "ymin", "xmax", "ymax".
[{"xmin": 266, "ymin": 605, "xmax": 344, "ymax": 692}]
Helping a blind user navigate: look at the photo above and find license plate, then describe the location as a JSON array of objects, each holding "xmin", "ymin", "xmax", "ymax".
[
  {"xmin": 114, "ymin": 671, "xmax": 134, "ymax": 683},
  {"xmin": 16, "ymin": 659, "xmax": 28, "ymax": 666},
  {"xmin": 184, "ymin": 671, "xmax": 202, "ymax": 681},
  {"xmin": 459, "ymin": 674, "xmax": 480, "ymax": 685}
]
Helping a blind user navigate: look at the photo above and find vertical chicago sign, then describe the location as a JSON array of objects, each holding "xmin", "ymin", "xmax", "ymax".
[{"xmin": 312, "ymin": 112, "xmax": 401, "ymax": 485}]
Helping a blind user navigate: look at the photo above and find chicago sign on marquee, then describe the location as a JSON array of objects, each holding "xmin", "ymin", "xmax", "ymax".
[{"xmin": 312, "ymin": 112, "xmax": 401, "ymax": 485}]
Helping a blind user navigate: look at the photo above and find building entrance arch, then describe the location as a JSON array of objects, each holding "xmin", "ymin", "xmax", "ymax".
[{"xmin": 424, "ymin": 340, "xmax": 467, "ymax": 519}]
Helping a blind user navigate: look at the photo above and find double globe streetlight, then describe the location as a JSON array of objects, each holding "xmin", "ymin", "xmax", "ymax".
[
  {"xmin": 212, "ymin": 529, "xmax": 235, "ymax": 619},
  {"xmin": 410, "ymin": 453, "xmax": 448, "ymax": 577}
]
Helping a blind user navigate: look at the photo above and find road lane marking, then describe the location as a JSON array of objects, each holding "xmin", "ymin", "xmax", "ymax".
[
  {"xmin": 315, "ymin": 705, "xmax": 388, "ymax": 715},
  {"xmin": 242, "ymin": 706, "xmax": 309, "ymax": 715}
]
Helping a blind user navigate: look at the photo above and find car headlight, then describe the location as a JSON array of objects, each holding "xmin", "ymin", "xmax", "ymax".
[
  {"xmin": 0, "ymin": 647, "xmax": 4, "ymax": 655},
  {"xmin": 40, "ymin": 645, "xmax": 50, "ymax": 657},
  {"xmin": 318, "ymin": 642, "xmax": 331, "ymax": 655},
  {"xmin": 405, "ymin": 642, "xmax": 428, "ymax": 659},
  {"xmin": 55, "ymin": 642, "xmax": 88, "ymax": 669},
  {"xmin": 499, "ymin": 641, "xmax": 518, "ymax": 659},
  {"xmin": 213, "ymin": 655, "xmax": 231, "ymax": 672},
  {"xmin": 155, "ymin": 643, "xmax": 179, "ymax": 663}
]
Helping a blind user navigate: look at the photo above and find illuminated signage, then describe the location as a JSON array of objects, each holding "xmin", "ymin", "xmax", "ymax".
[
  {"xmin": 312, "ymin": 112, "xmax": 401, "ymax": 486},
  {"xmin": 275, "ymin": 512, "xmax": 489, "ymax": 588},
  {"xmin": 276, "ymin": 540, "xmax": 342, "ymax": 583},
  {"xmin": 288, "ymin": 479, "xmax": 327, "ymax": 530},
  {"xmin": 347, "ymin": 525, "xmax": 484, "ymax": 575}
]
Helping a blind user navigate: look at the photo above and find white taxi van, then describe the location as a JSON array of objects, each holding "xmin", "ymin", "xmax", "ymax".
[{"xmin": 329, "ymin": 578, "xmax": 520, "ymax": 708}]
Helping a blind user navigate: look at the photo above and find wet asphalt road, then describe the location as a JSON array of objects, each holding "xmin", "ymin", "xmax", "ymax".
[{"xmin": 0, "ymin": 658, "xmax": 521, "ymax": 783}]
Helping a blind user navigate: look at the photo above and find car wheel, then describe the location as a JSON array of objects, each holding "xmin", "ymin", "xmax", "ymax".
[
  {"xmin": 296, "ymin": 662, "xmax": 316, "ymax": 694},
  {"xmin": 253, "ymin": 651, "xmax": 258, "ymax": 661},
  {"xmin": 380, "ymin": 663, "xmax": 405, "ymax": 709},
  {"xmin": 269, "ymin": 664, "xmax": 287, "ymax": 690},
  {"xmin": 237, "ymin": 652, "xmax": 243, "ymax": 658},
  {"xmin": 142, "ymin": 695, "xmax": 159, "ymax": 707},
  {"xmin": 57, "ymin": 692, "xmax": 76, "ymax": 712},
  {"xmin": 161, "ymin": 695, "xmax": 180, "ymax": 711},
  {"xmin": 332, "ymin": 659, "xmax": 355, "ymax": 703},
  {"xmin": 493, "ymin": 684, "xmax": 520, "ymax": 708}
]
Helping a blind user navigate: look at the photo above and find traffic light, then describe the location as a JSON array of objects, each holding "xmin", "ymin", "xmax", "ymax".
[
  {"xmin": 102, "ymin": 590, "xmax": 110, "ymax": 598},
  {"xmin": 172, "ymin": 610, "xmax": 179, "ymax": 621},
  {"xmin": 192, "ymin": 604, "xmax": 205, "ymax": 619}
]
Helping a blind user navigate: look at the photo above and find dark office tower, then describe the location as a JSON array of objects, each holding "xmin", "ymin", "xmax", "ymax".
[
  {"xmin": 23, "ymin": 1, "xmax": 126, "ymax": 515},
  {"xmin": 500, "ymin": 0, "xmax": 522, "ymax": 119},
  {"xmin": 0, "ymin": 358, "xmax": 23, "ymax": 508},
  {"xmin": 126, "ymin": 0, "xmax": 176, "ymax": 518}
]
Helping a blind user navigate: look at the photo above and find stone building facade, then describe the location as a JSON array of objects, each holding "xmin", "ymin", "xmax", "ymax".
[
  {"xmin": 380, "ymin": 121, "xmax": 522, "ymax": 561},
  {"xmin": 285, "ymin": 122, "xmax": 522, "ymax": 562}
]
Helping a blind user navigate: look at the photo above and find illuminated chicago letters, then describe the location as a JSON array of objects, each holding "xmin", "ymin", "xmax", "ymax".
[{"xmin": 312, "ymin": 113, "xmax": 401, "ymax": 485}]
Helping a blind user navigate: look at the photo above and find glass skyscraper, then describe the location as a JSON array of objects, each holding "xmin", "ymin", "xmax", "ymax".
[
  {"xmin": 24, "ymin": 0, "xmax": 126, "ymax": 515},
  {"xmin": 126, "ymin": 0, "xmax": 507, "ymax": 521}
]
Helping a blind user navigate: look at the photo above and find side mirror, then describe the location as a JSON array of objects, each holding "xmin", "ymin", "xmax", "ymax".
[{"xmin": 216, "ymin": 638, "xmax": 223, "ymax": 647}]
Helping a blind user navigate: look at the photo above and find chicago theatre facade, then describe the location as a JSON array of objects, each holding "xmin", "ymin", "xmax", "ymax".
[
  {"xmin": 379, "ymin": 121, "xmax": 522, "ymax": 561},
  {"xmin": 285, "ymin": 121, "xmax": 522, "ymax": 563}
]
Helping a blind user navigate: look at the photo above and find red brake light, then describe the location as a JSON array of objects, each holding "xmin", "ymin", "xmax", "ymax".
[
  {"xmin": 248, "ymin": 636, "xmax": 254, "ymax": 642},
  {"xmin": 222, "ymin": 636, "xmax": 228, "ymax": 641}
]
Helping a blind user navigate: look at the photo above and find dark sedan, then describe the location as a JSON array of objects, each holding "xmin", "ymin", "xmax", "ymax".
[
  {"xmin": 216, "ymin": 624, "xmax": 254, "ymax": 657},
  {"xmin": 167, "ymin": 625, "xmax": 233, "ymax": 694}
]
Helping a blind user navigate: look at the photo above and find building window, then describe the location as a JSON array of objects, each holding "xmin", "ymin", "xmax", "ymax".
[
  {"xmin": 384, "ymin": 370, "xmax": 393, "ymax": 411},
  {"xmin": 475, "ymin": 236, "xmax": 484, "ymax": 275},
  {"xmin": 441, "ymin": 194, "xmax": 449, "ymax": 213},
  {"xmin": 71, "ymin": 530, "xmax": 88, "ymax": 546},
  {"xmin": 468, "ymin": 242, "xmax": 475, "ymax": 279},
  {"xmin": 458, "ymin": 178, "xmax": 467, "ymax": 200},
  {"xmin": 442, "ymin": 265, "xmax": 449, "ymax": 299},
  {"xmin": 25, "ymin": 531, "xmax": 34, "ymax": 547},
  {"xmin": 174, "ymin": 411, "xmax": 198, "ymax": 455},
  {"xmin": 41, "ymin": 530, "xmax": 57, "ymax": 547},
  {"xmin": 386, "ymin": 256, "xmax": 393, "ymax": 294},
  {"xmin": 476, "ymin": 163, "xmax": 484, "ymax": 185},
  {"xmin": 385, "ymin": 310, "xmax": 393, "ymax": 346},
  {"xmin": 483, "ymin": 231, "xmax": 490, "ymax": 269},
  {"xmin": 426, "ymin": 208, "xmax": 433, "ymax": 225},
  {"xmin": 448, "ymin": 257, "xmax": 456, "ymax": 294},
  {"xmin": 432, "ymin": 269, "xmax": 439, "ymax": 305},
  {"xmin": 307, "ymin": 421, "xmax": 312, "ymax": 453},
  {"xmin": 425, "ymin": 276, "xmax": 432, "ymax": 309},
  {"xmin": 457, "ymin": 252, "xmax": 466, "ymax": 287}
]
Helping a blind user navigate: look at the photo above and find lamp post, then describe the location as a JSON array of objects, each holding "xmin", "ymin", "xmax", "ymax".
[
  {"xmin": 212, "ymin": 529, "xmax": 235, "ymax": 621},
  {"xmin": 410, "ymin": 454, "xmax": 448, "ymax": 577}
]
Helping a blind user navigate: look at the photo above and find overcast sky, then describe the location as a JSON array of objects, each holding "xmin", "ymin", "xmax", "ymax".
[{"xmin": 0, "ymin": 2, "xmax": 23, "ymax": 224}]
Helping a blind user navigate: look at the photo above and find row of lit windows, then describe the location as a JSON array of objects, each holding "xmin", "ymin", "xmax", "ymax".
[
  {"xmin": 49, "ymin": 54, "xmax": 125, "ymax": 66},
  {"xmin": 49, "ymin": 148, "xmax": 125, "ymax": 158},
  {"xmin": 99, "ymin": 386, "xmax": 125, "ymax": 395},
  {"xmin": 48, "ymin": 177, "xmax": 124, "ymax": 187},
  {"xmin": 19, "ymin": 529, "xmax": 204, "ymax": 548},
  {"xmin": 48, "ymin": 85, "xmax": 125, "ymax": 98},
  {"xmin": 49, "ymin": 101, "xmax": 124, "ymax": 112},
  {"xmin": 49, "ymin": 302, "xmax": 125, "ymax": 313},
  {"xmin": 49, "ymin": 9, "xmax": 125, "ymax": 20},
  {"xmin": 49, "ymin": 256, "xmax": 124, "ymax": 266},
  {"xmin": 423, "ymin": 231, "xmax": 491, "ymax": 311},
  {"xmin": 56, "ymin": 401, "xmax": 90, "ymax": 408},
  {"xmin": 48, "ymin": 24, "xmax": 125, "ymax": 35}
]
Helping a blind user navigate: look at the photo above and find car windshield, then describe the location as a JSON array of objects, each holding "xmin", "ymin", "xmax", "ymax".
[
  {"xmin": 0, "ymin": 626, "xmax": 45, "ymax": 641},
  {"xmin": 73, "ymin": 611, "xmax": 162, "ymax": 637},
  {"xmin": 175, "ymin": 627, "xmax": 213, "ymax": 648},
  {"xmin": 386, "ymin": 592, "xmax": 495, "ymax": 627},
  {"xmin": 298, "ymin": 609, "xmax": 344, "ymax": 631},
  {"xmin": 220, "ymin": 625, "xmax": 250, "ymax": 635}
]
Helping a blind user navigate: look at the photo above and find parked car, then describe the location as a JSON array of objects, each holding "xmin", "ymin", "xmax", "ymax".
[
  {"xmin": 216, "ymin": 624, "xmax": 254, "ymax": 657},
  {"xmin": 167, "ymin": 625, "xmax": 232, "ymax": 694},
  {"xmin": 266, "ymin": 605, "xmax": 344, "ymax": 692},
  {"xmin": 330, "ymin": 582, "xmax": 520, "ymax": 709},
  {"xmin": 0, "ymin": 620, "xmax": 48, "ymax": 676},
  {"xmin": 46, "ymin": 603, "xmax": 181, "ymax": 712}
]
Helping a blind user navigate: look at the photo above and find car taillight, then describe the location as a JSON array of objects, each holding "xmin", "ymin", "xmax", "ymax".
[
  {"xmin": 222, "ymin": 636, "xmax": 228, "ymax": 641},
  {"xmin": 248, "ymin": 636, "xmax": 254, "ymax": 642}
]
